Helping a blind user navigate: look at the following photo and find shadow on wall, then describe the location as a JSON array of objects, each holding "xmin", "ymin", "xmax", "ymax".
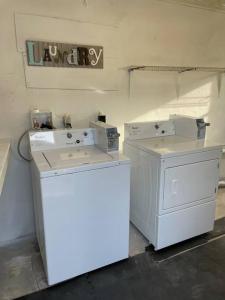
[
  {"xmin": 128, "ymin": 70, "xmax": 217, "ymax": 122},
  {"xmin": 116, "ymin": 70, "xmax": 222, "ymax": 145},
  {"xmin": 0, "ymin": 153, "xmax": 34, "ymax": 245}
]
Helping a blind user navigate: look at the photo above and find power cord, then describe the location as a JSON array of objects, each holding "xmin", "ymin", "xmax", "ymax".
[{"xmin": 17, "ymin": 130, "xmax": 33, "ymax": 162}]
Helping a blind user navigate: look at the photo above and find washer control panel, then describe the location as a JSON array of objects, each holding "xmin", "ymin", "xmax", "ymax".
[
  {"xmin": 29, "ymin": 128, "xmax": 94, "ymax": 151},
  {"xmin": 64, "ymin": 130, "xmax": 91, "ymax": 145},
  {"xmin": 106, "ymin": 127, "xmax": 120, "ymax": 151},
  {"xmin": 90, "ymin": 121, "xmax": 120, "ymax": 152}
]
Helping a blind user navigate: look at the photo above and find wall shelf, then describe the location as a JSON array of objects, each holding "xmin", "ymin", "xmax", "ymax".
[
  {"xmin": 158, "ymin": 0, "xmax": 225, "ymax": 14},
  {"xmin": 127, "ymin": 65, "xmax": 224, "ymax": 98},
  {"xmin": 127, "ymin": 65, "xmax": 225, "ymax": 73}
]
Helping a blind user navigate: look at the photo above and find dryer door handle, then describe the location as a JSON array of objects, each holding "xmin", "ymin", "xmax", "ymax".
[{"xmin": 171, "ymin": 179, "xmax": 178, "ymax": 195}]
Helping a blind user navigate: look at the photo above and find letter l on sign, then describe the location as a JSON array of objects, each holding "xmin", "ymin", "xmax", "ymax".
[{"xmin": 27, "ymin": 41, "xmax": 44, "ymax": 66}]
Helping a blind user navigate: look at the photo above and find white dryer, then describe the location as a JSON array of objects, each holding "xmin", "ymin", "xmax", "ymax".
[
  {"xmin": 29, "ymin": 126, "xmax": 130, "ymax": 285},
  {"xmin": 124, "ymin": 116, "xmax": 222, "ymax": 250}
]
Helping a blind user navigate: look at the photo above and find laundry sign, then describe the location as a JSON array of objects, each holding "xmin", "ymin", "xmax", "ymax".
[{"xmin": 26, "ymin": 40, "xmax": 103, "ymax": 69}]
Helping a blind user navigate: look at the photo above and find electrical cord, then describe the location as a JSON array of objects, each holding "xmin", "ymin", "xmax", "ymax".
[{"xmin": 17, "ymin": 130, "xmax": 33, "ymax": 162}]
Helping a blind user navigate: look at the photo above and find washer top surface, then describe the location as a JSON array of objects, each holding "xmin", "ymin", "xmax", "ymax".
[
  {"xmin": 126, "ymin": 135, "xmax": 222, "ymax": 158},
  {"xmin": 32, "ymin": 145, "xmax": 129, "ymax": 177},
  {"xmin": 44, "ymin": 146, "xmax": 114, "ymax": 169}
]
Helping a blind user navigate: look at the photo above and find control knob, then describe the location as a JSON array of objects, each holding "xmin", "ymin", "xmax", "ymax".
[{"xmin": 67, "ymin": 132, "xmax": 72, "ymax": 139}]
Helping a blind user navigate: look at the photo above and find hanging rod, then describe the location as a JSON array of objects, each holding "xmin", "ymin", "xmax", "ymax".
[
  {"xmin": 127, "ymin": 65, "xmax": 225, "ymax": 73},
  {"xmin": 158, "ymin": 0, "xmax": 225, "ymax": 14}
]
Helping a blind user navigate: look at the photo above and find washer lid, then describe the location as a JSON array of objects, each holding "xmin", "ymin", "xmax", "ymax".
[{"xmin": 43, "ymin": 145, "xmax": 115, "ymax": 169}]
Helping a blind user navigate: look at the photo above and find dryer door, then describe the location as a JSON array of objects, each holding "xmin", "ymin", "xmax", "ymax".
[{"xmin": 163, "ymin": 159, "xmax": 219, "ymax": 210}]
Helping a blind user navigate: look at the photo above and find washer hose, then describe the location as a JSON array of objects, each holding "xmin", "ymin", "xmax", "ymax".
[{"xmin": 17, "ymin": 130, "xmax": 33, "ymax": 162}]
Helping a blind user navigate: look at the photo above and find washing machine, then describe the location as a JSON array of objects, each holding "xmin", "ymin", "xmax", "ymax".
[
  {"xmin": 29, "ymin": 124, "xmax": 130, "ymax": 285},
  {"xmin": 124, "ymin": 115, "xmax": 222, "ymax": 250}
]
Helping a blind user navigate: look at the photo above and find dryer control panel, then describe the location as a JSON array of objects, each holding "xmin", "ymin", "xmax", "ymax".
[{"xmin": 124, "ymin": 120, "xmax": 175, "ymax": 140}]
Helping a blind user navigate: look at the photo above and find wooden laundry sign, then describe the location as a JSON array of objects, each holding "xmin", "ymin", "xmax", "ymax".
[{"xmin": 26, "ymin": 40, "xmax": 103, "ymax": 68}]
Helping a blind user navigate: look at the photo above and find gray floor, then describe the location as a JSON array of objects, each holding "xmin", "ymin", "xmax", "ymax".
[
  {"xmin": 0, "ymin": 238, "xmax": 47, "ymax": 300},
  {"xmin": 0, "ymin": 223, "xmax": 148, "ymax": 300},
  {"xmin": 18, "ymin": 235, "xmax": 225, "ymax": 300},
  {"xmin": 0, "ymin": 191, "xmax": 224, "ymax": 300}
]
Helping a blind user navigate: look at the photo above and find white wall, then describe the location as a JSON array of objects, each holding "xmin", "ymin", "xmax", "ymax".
[{"xmin": 1, "ymin": 0, "xmax": 225, "ymax": 244}]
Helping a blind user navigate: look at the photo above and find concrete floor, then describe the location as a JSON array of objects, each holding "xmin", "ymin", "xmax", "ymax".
[
  {"xmin": 0, "ymin": 223, "xmax": 148, "ymax": 300},
  {"xmin": 18, "ymin": 235, "xmax": 225, "ymax": 300},
  {"xmin": 0, "ymin": 238, "xmax": 47, "ymax": 300},
  {"xmin": 0, "ymin": 190, "xmax": 224, "ymax": 300}
]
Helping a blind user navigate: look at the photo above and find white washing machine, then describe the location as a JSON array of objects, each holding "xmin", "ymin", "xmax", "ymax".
[
  {"xmin": 124, "ymin": 115, "xmax": 222, "ymax": 250},
  {"xmin": 29, "ymin": 125, "xmax": 130, "ymax": 285}
]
